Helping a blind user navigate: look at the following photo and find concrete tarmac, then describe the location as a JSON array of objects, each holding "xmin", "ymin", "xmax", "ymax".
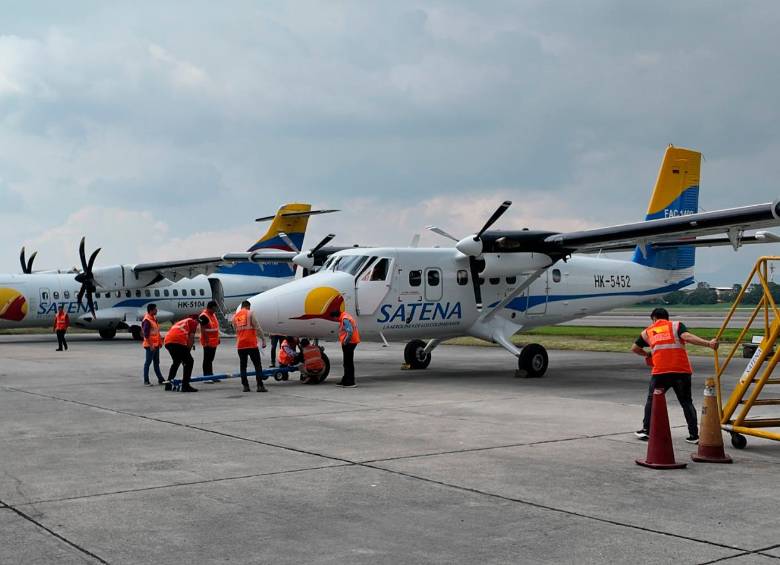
[{"xmin": 1, "ymin": 335, "xmax": 778, "ymax": 564}]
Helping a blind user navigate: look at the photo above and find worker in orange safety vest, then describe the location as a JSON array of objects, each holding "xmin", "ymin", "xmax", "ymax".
[
  {"xmin": 53, "ymin": 305, "xmax": 70, "ymax": 351},
  {"xmin": 336, "ymin": 310, "xmax": 360, "ymax": 388},
  {"xmin": 232, "ymin": 300, "xmax": 267, "ymax": 393},
  {"xmin": 299, "ymin": 338, "xmax": 325, "ymax": 384},
  {"xmin": 164, "ymin": 316, "xmax": 201, "ymax": 392},
  {"xmin": 141, "ymin": 303, "xmax": 165, "ymax": 385},
  {"xmin": 198, "ymin": 301, "xmax": 221, "ymax": 378},
  {"xmin": 631, "ymin": 307, "xmax": 718, "ymax": 444}
]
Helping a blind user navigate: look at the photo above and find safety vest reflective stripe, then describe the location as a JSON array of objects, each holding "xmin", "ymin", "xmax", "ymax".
[
  {"xmin": 234, "ymin": 309, "xmax": 258, "ymax": 349},
  {"xmin": 164, "ymin": 319, "xmax": 192, "ymax": 346},
  {"xmin": 142, "ymin": 314, "xmax": 162, "ymax": 348},
  {"xmin": 199, "ymin": 310, "xmax": 220, "ymax": 347},
  {"xmin": 338, "ymin": 313, "xmax": 360, "ymax": 345},
  {"xmin": 645, "ymin": 319, "xmax": 692, "ymax": 374},
  {"xmin": 303, "ymin": 345, "xmax": 324, "ymax": 371}
]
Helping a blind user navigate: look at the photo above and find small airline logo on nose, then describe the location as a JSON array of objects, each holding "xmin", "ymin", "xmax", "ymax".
[
  {"xmin": 292, "ymin": 286, "xmax": 344, "ymax": 322},
  {"xmin": 0, "ymin": 288, "xmax": 28, "ymax": 321}
]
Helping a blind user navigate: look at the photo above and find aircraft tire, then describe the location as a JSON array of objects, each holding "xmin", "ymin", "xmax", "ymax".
[
  {"xmin": 99, "ymin": 328, "xmax": 117, "ymax": 340},
  {"xmin": 317, "ymin": 352, "xmax": 331, "ymax": 383},
  {"xmin": 130, "ymin": 326, "xmax": 143, "ymax": 341},
  {"xmin": 518, "ymin": 343, "xmax": 548, "ymax": 378},
  {"xmin": 404, "ymin": 339, "xmax": 431, "ymax": 370}
]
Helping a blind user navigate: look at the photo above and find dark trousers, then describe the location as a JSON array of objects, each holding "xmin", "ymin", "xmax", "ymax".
[
  {"xmin": 202, "ymin": 346, "xmax": 217, "ymax": 376},
  {"xmin": 166, "ymin": 343, "xmax": 194, "ymax": 385},
  {"xmin": 643, "ymin": 372, "xmax": 698, "ymax": 436},
  {"xmin": 56, "ymin": 330, "xmax": 68, "ymax": 350},
  {"xmin": 238, "ymin": 347, "xmax": 263, "ymax": 387},
  {"xmin": 270, "ymin": 335, "xmax": 281, "ymax": 366},
  {"xmin": 144, "ymin": 347, "xmax": 164, "ymax": 383},
  {"xmin": 341, "ymin": 343, "xmax": 357, "ymax": 386}
]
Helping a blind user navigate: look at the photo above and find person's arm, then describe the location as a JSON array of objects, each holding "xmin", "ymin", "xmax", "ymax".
[
  {"xmin": 680, "ymin": 331, "xmax": 718, "ymax": 350},
  {"xmin": 251, "ymin": 313, "xmax": 266, "ymax": 348},
  {"xmin": 342, "ymin": 318, "xmax": 353, "ymax": 343},
  {"xmin": 65, "ymin": 314, "xmax": 70, "ymax": 329},
  {"xmin": 142, "ymin": 319, "xmax": 151, "ymax": 339},
  {"xmin": 631, "ymin": 333, "xmax": 651, "ymax": 358}
]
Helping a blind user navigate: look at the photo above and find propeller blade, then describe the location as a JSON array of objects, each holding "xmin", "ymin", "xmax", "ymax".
[
  {"xmin": 426, "ymin": 226, "xmax": 459, "ymax": 242},
  {"xmin": 26, "ymin": 251, "xmax": 37, "ymax": 274},
  {"xmin": 20, "ymin": 247, "xmax": 28, "ymax": 274},
  {"xmin": 86, "ymin": 291, "xmax": 96, "ymax": 318},
  {"xmin": 468, "ymin": 256, "xmax": 483, "ymax": 309},
  {"xmin": 277, "ymin": 231, "xmax": 300, "ymax": 253},
  {"xmin": 77, "ymin": 285, "xmax": 86, "ymax": 305},
  {"xmin": 475, "ymin": 200, "xmax": 512, "ymax": 239},
  {"xmin": 79, "ymin": 237, "xmax": 88, "ymax": 271},
  {"xmin": 87, "ymin": 247, "xmax": 101, "ymax": 273},
  {"xmin": 309, "ymin": 233, "xmax": 336, "ymax": 256}
]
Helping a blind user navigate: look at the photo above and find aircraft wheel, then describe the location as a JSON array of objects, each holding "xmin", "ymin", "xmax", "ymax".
[
  {"xmin": 731, "ymin": 432, "xmax": 747, "ymax": 450},
  {"xmin": 99, "ymin": 328, "xmax": 117, "ymax": 340},
  {"xmin": 404, "ymin": 339, "xmax": 431, "ymax": 370},
  {"xmin": 130, "ymin": 326, "xmax": 143, "ymax": 341},
  {"xmin": 317, "ymin": 352, "xmax": 331, "ymax": 383},
  {"xmin": 518, "ymin": 343, "xmax": 548, "ymax": 378}
]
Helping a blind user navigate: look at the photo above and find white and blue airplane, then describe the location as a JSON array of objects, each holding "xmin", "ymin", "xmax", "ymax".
[
  {"xmin": 246, "ymin": 146, "xmax": 780, "ymax": 377},
  {"xmin": 0, "ymin": 203, "xmax": 333, "ymax": 339}
]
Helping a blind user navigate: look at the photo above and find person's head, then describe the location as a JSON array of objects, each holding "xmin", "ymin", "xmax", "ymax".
[
  {"xmin": 147, "ymin": 303, "xmax": 157, "ymax": 314},
  {"xmin": 207, "ymin": 300, "xmax": 218, "ymax": 312},
  {"xmin": 241, "ymin": 300, "xmax": 251, "ymax": 310},
  {"xmin": 58, "ymin": 305, "xmax": 64, "ymax": 312},
  {"xmin": 300, "ymin": 338, "xmax": 310, "ymax": 347},
  {"xmin": 650, "ymin": 307, "xmax": 670, "ymax": 321},
  {"xmin": 198, "ymin": 314, "xmax": 210, "ymax": 326}
]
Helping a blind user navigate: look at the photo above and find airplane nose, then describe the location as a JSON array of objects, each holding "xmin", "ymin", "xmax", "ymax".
[{"xmin": 249, "ymin": 293, "xmax": 279, "ymax": 329}]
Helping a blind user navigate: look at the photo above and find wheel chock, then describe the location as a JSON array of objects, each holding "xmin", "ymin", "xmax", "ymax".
[{"xmin": 400, "ymin": 363, "xmax": 411, "ymax": 370}]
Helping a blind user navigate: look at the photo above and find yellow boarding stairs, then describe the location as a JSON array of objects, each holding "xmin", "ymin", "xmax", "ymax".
[{"xmin": 713, "ymin": 256, "xmax": 780, "ymax": 449}]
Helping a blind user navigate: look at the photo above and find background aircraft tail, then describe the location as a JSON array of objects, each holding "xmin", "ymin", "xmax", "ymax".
[
  {"xmin": 217, "ymin": 203, "xmax": 313, "ymax": 278},
  {"xmin": 632, "ymin": 146, "xmax": 700, "ymax": 277}
]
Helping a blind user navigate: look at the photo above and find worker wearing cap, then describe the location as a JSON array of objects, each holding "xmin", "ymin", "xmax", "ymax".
[
  {"xmin": 631, "ymin": 307, "xmax": 718, "ymax": 444},
  {"xmin": 336, "ymin": 310, "xmax": 360, "ymax": 388},
  {"xmin": 164, "ymin": 316, "xmax": 201, "ymax": 392},
  {"xmin": 233, "ymin": 300, "xmax": 268, "ymax": 392},
  {"xmin": 141, "ymin": 303, "xmax": 165, "ymax": 386},
  {"xmin": 198, "ymin": 301, "xmax": 221, "ymax": 377}
]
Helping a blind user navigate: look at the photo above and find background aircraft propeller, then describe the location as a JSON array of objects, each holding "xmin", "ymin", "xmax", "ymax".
[
  {"xmin": 74, "ymin": 237, "xmax": 101, "ymax": 317},
  {"xmin": 19, "ymin": 246, "xmax": 37, "ymax": 274},
  {"xmin": 293, "ymin": 233, "xmax": 336, "ymax": 273}
]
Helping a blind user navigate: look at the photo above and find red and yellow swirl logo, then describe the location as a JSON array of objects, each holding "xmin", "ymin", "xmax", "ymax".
[
  {"xmin": 0, "ymin": 288, "xmax": 28, "ymax": 322},
  {"xmin": 292, "ymin": 286, "xmax": 344, "ymax": 322}
]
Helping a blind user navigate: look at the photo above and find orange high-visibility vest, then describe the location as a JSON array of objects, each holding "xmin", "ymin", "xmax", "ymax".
[
  {"xmin": 54, "ymin": 311, "xmax": 69, "ymax": 331},
  {"xmin": 199, "ymin": 309, "xmax": 220, "ymax": 348},
  {"xmin": 302, "ymin": 344, "xmax": 324, "ymax": 372},
  {"xmin": 164, "ymin": 318, "xmax": 197, "ymax": 347},
  {"xmin": 642, "ymin": 319, "xmax": 692, "ymax": 375},
  {"xmin": 142, "ymin": 313, "xmax": 162, "ymax": 349},
  {"xmin": 234, "ymin": 309, "xmax": 258, "ymax": 349},
  {"xmin": 278, "ymin": 339, "xmax": 295, "ymax": 365},
  {"xmin": 338, "ymin": 312, "xmax": 360, "ymax": 345}
]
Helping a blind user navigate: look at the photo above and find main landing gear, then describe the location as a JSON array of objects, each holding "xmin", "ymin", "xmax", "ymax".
[
  {"xmin": 98, "ymin": 328, "xmax": 117, "ymax": 340},
  {"xmin": 404, "ymin": 339, "xmax": 432, "ymax": 369},
  {"xmin": 517, "ymin": 343, "xmax": 548, "ymax": 378}
]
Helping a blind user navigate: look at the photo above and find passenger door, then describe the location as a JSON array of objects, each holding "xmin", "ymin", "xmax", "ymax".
[
  {"xmin": 424, "ymin": 268, "xmax": 443, "ymax": 301},
  {"xmin": 525, "ymin": 271, "xmax": 549, "ymax": 315}
]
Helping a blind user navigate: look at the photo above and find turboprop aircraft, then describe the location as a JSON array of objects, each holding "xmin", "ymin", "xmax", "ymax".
[
  {"xmin": 246, "ymin": 146, "xmax": 780, "ymax": 377},
  {"xmin": 0, "ymin": 203, "xmax": 332, "ymax": 339}
]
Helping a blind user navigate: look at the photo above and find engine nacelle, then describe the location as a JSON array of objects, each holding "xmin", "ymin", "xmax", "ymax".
[
  {"xmin": 479, "ymin": 253, "xmax": 553, "ymax": 277},
  {"xmin": 92, "ymin": 265, "xmax": 163, "ymax": 290}
]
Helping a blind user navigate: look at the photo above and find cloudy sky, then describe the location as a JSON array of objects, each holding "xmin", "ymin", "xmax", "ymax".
[{"xmin": 2, "ymin": 1, "xmax": 779, "ymax": 284}]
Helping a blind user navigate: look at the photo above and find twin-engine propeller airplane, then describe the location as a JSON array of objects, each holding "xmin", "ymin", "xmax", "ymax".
[
  {"xmin": 0, "ymin": 203, "xmax": 335, "ymax": 339},
  {"xmin": 247, "ymin": 146, "xmax": 780, "ymax": 377}
]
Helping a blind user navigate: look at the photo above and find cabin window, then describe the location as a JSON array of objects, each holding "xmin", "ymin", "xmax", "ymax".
[
  {"xmin": 478, "ymin": 277, "xmax": 485, "ymax": 286},
  {"xmin": 135, "ymin": 290, "xmax": 141, "ymax": 297},
  {"xmin": 53, "ymin": 291, "xmax": 60, "ymax": 299},
  {"xmin": 457, "ymin": 270, "xmax": 468, "ymax": 286},
  {"xmin": 427, "ymin": 270, "xmax": 440, "ymax": 286},
  {"xmin": 409, "ymin": 270, "xmax": 422, "ymax": 287},
  {"xmin": 125, "ymin": 290, "xmax": 131, "ymax": 297},
  {"xmin": 552, "ymin": 269, "xmax": 562, "ymax": 283},
  {"xmin": 115, "ymin": 291, "xmax": 121, "ymax": 298},
  {"xmin": 145, "ymin": 290, "xmax": 151, "ymax": 297},
  {"xmin": 41, "ymin": 291, "xmax": 49, "ymax": 300},
  {"xmin": 164, "ymin": 289, "xmax": 169, "ymax": 297},
  {"xmin": 173, "ymin": 289, "xmax": 178, "ymax": 297},
  {"xmin": 199, "ymin": 289, "xmax": 205, "ymax": 296},
  {"xmin": 181, "ymin": 289, "xmax": 187, "ymax": 297},
  {"xmin": 370, "ymin": 258, "xmax": 390, "ymax": 281},
  {"xmin": 63, "ymin": 290, "xmax": 70, "ymax": 299},
  {"xmin": 489, "ymin": 277, "xmax": 500, "ymax": 285},
  {"xmin": 191, "ymin": 289, "xmax": 196, "ymax": 296},
  {"xmin": 506, "ymin": 276, "xmax": 517, "ymax": 285},
  {"xmin": 154, "ymin": 289, "xmax": 160, "ymax": 297}
]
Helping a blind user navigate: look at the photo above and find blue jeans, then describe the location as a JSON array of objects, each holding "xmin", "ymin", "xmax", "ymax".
[{"xmin": 144, "ymin": 347, "xmax": 164, "ymax": 383}]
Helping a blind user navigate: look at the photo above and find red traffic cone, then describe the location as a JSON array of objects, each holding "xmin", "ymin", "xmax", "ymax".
[
  {"xmin": 636, "ymin": 388, "xmax": 687, "ymax": 469},
  {"xmin": 691, "ymin": 378, "xmax": 733, "ymax": 463}
]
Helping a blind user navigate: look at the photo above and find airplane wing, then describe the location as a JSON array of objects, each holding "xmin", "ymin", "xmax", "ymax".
[
  {"xmin": 482, "ymin": 202, "xmax": 780, "ymax": 256},
  {"xmin": 130, "ymin": 250, "xmax": 297, "ymax": 282}
]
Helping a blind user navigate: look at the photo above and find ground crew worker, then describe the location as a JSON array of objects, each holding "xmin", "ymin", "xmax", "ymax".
[
  {"xmin": 270, "ymin": 334, "xmax": 281, "ymax": 367},
  {"xmin": 53, "ymin": 305, "xmax": 70, "ymax": 351},
  {"xmin": 142, "ymin": 303, "xmax": 165, "ymax": 386},
  {"xmin": 164, "ymin": 316, "xmax": 200, "ymax": 392},
  {"xmin": 299, "ymin": 338, "xmax": 325, "ymax": 384},
  {"xmin": 198, "ymin": 301, "xmax": 221, "ymax": 377},
  {"xmin": 631, "ymin": 307, "xmax": 718, "ymax": 444},
  {"xmin": 233, "ymin": 300, "xmax": 267, "ymax": 393},
  {"xmin": 336, "ymin": 310, "xmax": 360, "ymax": 387}
]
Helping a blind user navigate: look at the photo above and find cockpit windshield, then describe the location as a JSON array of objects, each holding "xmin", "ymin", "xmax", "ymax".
[{"xmin": 333, "ymin": 255, "xmax": 370, "ymax": 275}]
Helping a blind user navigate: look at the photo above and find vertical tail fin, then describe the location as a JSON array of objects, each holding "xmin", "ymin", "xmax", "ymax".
[
  {"xmin": 632, "ymin": 146, "xmax": 701, "ymax": 273},
  {"xmin": 217, "ymin": 203, "xmax": 313, "ymax": 278}
]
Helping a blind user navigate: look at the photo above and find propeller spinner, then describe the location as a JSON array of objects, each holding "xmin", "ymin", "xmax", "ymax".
[{"xmin": 292, "ymin": 233, "xmax": 336, "ymax": 270}]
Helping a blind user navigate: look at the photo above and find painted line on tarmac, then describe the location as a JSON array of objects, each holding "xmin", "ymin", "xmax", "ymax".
[
  {"xmin": 0, "ymin": 497, "xmax": 109, "ymax": 564},
  {"xmin": 698, "ymin": 543, "xmax": 780, "ymax": 563}
]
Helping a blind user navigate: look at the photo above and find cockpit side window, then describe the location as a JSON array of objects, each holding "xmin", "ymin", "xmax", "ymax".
[{"xmin": 370, "ymin": 258, "xmax": 390, "ymax": 281}]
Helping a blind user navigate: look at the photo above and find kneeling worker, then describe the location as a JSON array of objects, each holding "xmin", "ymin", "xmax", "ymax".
[
  {"xmin": 233, "ymin": 300, "xmax": 268, "ymax": 393},
  {"xmin": 164, "ymin": 316, "xmax": 201, "ymax": 392},
  {"xmin": 300, "ymin": 338, "xmax": 325, "ymax": 384}
]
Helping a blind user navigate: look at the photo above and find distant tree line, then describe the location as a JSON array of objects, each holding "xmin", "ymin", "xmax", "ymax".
[{"xmin": 639, "ymin": 281, "xmax": 780, "ymax": 306}]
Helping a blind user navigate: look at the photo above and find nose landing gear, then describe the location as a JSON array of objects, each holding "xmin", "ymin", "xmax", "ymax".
[
  {"xmin": 517, "ymin": 343, "xmax": 548, "ymax": 378},
  {"xmin": 404, "ymin": 339, "xmax": 432, "ymax": 369}
]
